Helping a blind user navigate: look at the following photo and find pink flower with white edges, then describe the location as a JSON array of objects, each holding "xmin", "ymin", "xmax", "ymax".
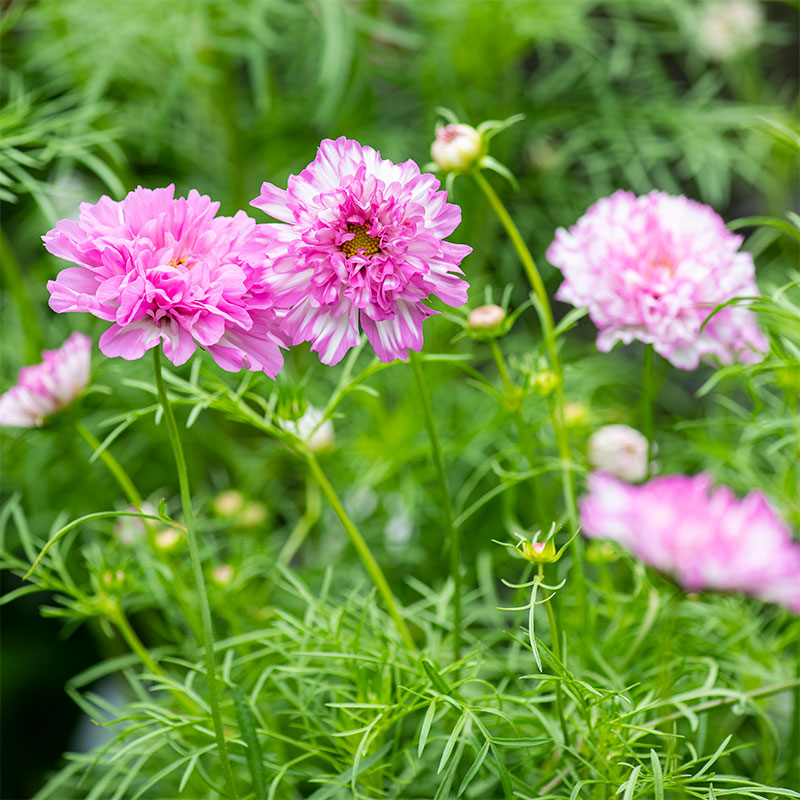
[
  {"xmin": 546, "ymin": 190, "xmax": 767, "ymax": 370},
  {"xmin": 247, "ymin": 137, "xmax": 471, "ymax": 365},
  {"xmin": 580, "ymin": 472, "xmax": 800, "ymax": 613},
  {"xmin": 0, "ymin": 333, "xmax": 91, "ymax": 427},
  {"xmin": 44, "ymin": 185, "xmax": 286, "ymax": 375}
]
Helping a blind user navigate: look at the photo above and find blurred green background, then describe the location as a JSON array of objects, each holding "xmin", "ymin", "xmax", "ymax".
[{"xmin": 1, "ymin": 0, "xmax": 797, "ymax": 796}]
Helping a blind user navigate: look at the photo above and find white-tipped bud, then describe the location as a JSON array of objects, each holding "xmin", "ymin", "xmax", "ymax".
[
  {"xmin": 239, "ymin": 501, "xmax": 268, "ymax": 527},
  {"xmin": 155, "ymin": 528, "xmax": 182, "ymax": 551},
  {"xmin": 289, "ymin": 406, "xmax": 335, "ymax": 453},
  {"xmin": 587, "ymin": 424, "xmax": 648, "ymax": 483},
  {"xmin": 212, "ymin": 564, "xmax": 234, "ymax": 587},
  {"xmin": 698, "ymin": 0, "xmax": 762, "ymax": 61},
  {"xmin": 213, "ymin": 490, "xmax": 245, "ymax": 517},
  {"xmin": 431, "ymin": 124, "xmax": 484, "ymax": 172},
  {"xmin": 563, "ymin": 402, "xmax": 588, "ymax": 428},
  {"xmin": 468, "ymin": 304, "xmax": 506, "ymax": 331}
]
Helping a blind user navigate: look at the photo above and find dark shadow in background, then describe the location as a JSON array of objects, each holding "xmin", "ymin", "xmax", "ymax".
[{"xmin": 1, "ymin": 571, "xmax": 101, "ymax": 800}]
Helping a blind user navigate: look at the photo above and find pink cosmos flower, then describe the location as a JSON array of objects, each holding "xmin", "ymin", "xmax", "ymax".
[
  {"xmin": 247, "ymin": 137, "xmax": 471, "ymax": 365},
  {"xmin": 546, "ymin": 190, "xmax": 767, "ymax": 369},
  {"xmin": 0, "ymin": 333, "xmax": 91, "ymax": 427},
  {"xmin": 44, "ymin": 185, "xmax": 286, "ymax": 375},
  {"xmin": 580, "ymin": 471, "xmax": 800, "ymax": 613}
]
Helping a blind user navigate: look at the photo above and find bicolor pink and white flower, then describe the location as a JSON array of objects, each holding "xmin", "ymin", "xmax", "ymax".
[
  {"xmin": 0, "ymin": 333, "xmax": 91, "ymax": 427},
  {"xmin": 247, "ymin": 137, "xmax": 471, "ymax": 365},
  {"xmin": 44, "ymin": 185, "xmax": 286, "ymax": 375},
  {"xmin": 547, "ymin": 191, "xmax": 767, "ymax": 369},
  {"xmin": 580, "ymin": 472, "xmax": 800, "ymax": 613}
]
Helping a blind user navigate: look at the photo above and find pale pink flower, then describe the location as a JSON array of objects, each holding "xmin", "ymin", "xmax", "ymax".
[
  {"xmin": 44, "ymin": 185, "xmax": 286, "ymax": 375},
  {"xmin": 247, "ymin": 137, "xmax": 471, "ymax": 365},
  {"xmin": 468, "ymin": 304, "xmax": 506, "ymax": 331},
  {"xmin": 698, "ymin": 0, "xmax": 762, "ymax": 62},
  {"xmin": 580, "ymin": 472, "xmax": 800, "ymax": 613},
  {"xmin": 587, "ymin": 424, "xmax": 649, "ymax": 483},
  {"xmin": 0, "ymin": 333, "xmax": 91, "ymax": 427},
  {"xmin": 547, "ymin": 191, "xmax": 767, "ymax": 370}
]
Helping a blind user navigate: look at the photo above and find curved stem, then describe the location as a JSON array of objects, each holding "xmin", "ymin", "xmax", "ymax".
[
  {"xmin": 153, "ymin": 349, "xmax": 238, "ymax": 798},
  {"xmin": 641, "ymin": 344, "xmax": 656, "ymax": 479},
  {"xmin": 409, "ymin": 352, "xmax": 461, "ymax": 660},
  {"xmin": 303, "ymin": 449, "xmax": 417, "ymax": 652},
  {"xmin": 538, "ymin": 563, "xmax": 570, "ymax": 746},
  {"xmin": 474, "ymin": 170, "xmax": 587, "ymax": 624}
]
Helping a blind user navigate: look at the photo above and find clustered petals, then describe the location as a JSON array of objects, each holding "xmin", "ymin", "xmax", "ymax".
[
  {"xmin": 547, "ymin": 190, "xmax": 767, "ymax": 370},
  {"xmin": 580, "ymin": 472, "xmax": 800, "ymax": 613},
  {"xmin": 246, "ymin": 137, "xmax": 471, "ymax": 364},
  {"xmin": 44, "ymin": 185, "xmax": 286, "ymax": 376},
  {"xmin": 0, "ymin": 333, "xmax": 91, "ymax": 427}
]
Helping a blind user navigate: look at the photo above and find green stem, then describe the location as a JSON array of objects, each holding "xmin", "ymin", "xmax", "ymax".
[
  {"xmin": 474, "ymin": 170, "xmax": 586, "ymax": 622},
  {"xmin": 277, "ymin": 478, "xmax": 321, "ymax": 569},
  {"xmin": 75, "ymin": 421, "xmax": 144, "ymax": 509},
  {"xmin": 153, "ymin": 349, "xmax": 238, "ymax": 798},
  {"xmin": 489, "ymin": 339, "xmax": 547, "ymax": 527},
  {"xmin": 409, "ymin": 352, "xmax": 461, "ymax": 660},
  {"xmin": 303, "ymin": 450, "xmax": 417, "ymax": 652},
  {"xmin": 641, "ymin": 344, "xmax": 656, "ymax": 479},
  {"xmin": 792, "ymin": 636, "xmax": 800, "ymax": 788},
  {"xmin": 538, "ymin": 563, "xmax": 570, "ymax": 746}
]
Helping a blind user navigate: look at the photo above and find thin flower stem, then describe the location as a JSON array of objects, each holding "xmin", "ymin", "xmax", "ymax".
[
  {"xmin": 474, "ymin": 170, "xmax": 587, "ymax": 623},
  {"xmin": 106, "ymin": 601, "xmax": 199, "ymax": 715},
  {"xmin": 409, "ymin": 351, "xmax": 461, "ymax": 660},
  {"xmin": 538, "ymin": 563, "xmax": 570, "ymax": 746},
  {"xmin": 75, "ymin": 420, "xmax": 145, "ymax": 511},
  {"xmin": 153, "ymin": 349, "xmax": 238, "ymax": 799},
  {"xmin": 303, "ymin": 449, "xmax": 417, "ymax": 652},
  {"xmin": 488, "ymin": 339, "xmax": 547, "ymax": 527},
  {"xmin": 641, "ymin": 343, "xmax": 656, "ymax": 479}
]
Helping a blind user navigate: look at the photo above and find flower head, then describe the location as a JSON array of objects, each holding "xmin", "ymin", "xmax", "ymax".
[
  {"xmin": 698, "ymin": 0, "xmax": 762, "ymax": 61},
  {"xmin": 587, "ymin": 424, "xmax": 649, "ymax": 483},
  {"xmin": 468, "ymin": 304, "xmax": 506, "ymax": 331},
  {"xmin": 431, "ymin": 124, "xmax": 484, "ymax": 173},
  {"xmin": 44, "ymin": 185, "xmax": 286, "ymax": 375},
  {"xmin": 547, "ymin": 190, "xmax": 767, "ymax": 370},
  {"xmin": 247, "ymin": 137, "xmax": 471, "ymax": 365},
  {"xmin": 0, "ymin": 333, "xmax": 91, "ymax": 427},
  {"xmin": 284, "ymin": 405, "xmax": 335, "ymax": 453},
  {"xmin": 580, "ymin": 472, "xmax": 800, "ymax": 613}
]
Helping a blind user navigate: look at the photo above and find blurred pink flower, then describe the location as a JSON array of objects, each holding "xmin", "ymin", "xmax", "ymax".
[
  {"xmin": 0, "ymin": 333, "xmax": 90, "ymax": 427},
  {"xmin": 580, "ymin": 472, "xmax": 800, "ymax": 613},
  {"xmin": 587, "ymin": 424, "xmax": 649, "ymax": 482},
  {"xmin": 44, "ymin": 186, "xmax": 286, "ymax": 375},
  {"xmin": 247, "ymin": 137, "xmax": 471, "ymax": 365},
  {"xmin": 547, "ymin": 190, "xmax": 767, "ymax": 369}
]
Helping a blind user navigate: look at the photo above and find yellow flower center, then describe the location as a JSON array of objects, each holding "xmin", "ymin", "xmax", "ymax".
[{"xmin": 341, "ymin": 223, "xmax": 380, "ymax": 259}]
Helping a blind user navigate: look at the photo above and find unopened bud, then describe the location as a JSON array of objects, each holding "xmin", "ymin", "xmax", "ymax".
[
  {"xmin": 431, "ymin": 124, "xmax": 484, "ymax": 172},
  {"xmin": 239, "ymin": 501, "xmax": 268, "ymax": 527},
  {"xmin": 521, "ymin": 539, "xmax": 558, "ymax": 563},
  {"xmin": 468, "ymin": 304, "xmax": 506, "ymax": 331},
  {"xmin": 212, "ymin": 564, "xmax": 234, "ymax": 586},
  {"xmin": 563, "ymin": 402, "xmax": 588, "ymax": 427},
  {"xmin": 213, "ymin": 490, "xmax": 245, "ymax": 517},
  {"xmin": 532, "ymin": 370, "xmax": 558, "ymax": 397},
  {"xmin": 155, "ymin": 528, "xmax": 182, "ymax": 551},
  {"xmin": 587, "ymin": 424, "xmax": 648, "ymax": 483}
]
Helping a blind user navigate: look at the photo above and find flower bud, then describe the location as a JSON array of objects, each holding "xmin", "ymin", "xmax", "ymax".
[
  {"xmin": 521, "ymin": 538, "xmax": 558, "ymax": 563},
  {"xmin": 212, "ymin": 564, "xmax": 234, "ymax": 586},
  {"xmin": 698, "ymin": 0, "xmax": 761, "ymax": 61},
  {"xmin": 531, "ymin": 370, "xmax": 558, "ymax": 397},
  {"xmin": 468, "ymin": 304, "xmax": 506, "ymax": 332},
  {"xmin": 239, "ymin": 501, "xmax": 268, "ymax": 527},
  {"xmin": 290, "ymin": 406, "xmax": 335, "ymax": 453},
  {"xmin": 213, "ymin": 490, "xmax": 245, "ymax": 517},
  {"xmin": 431, "ymin": 124, "xmax": 484, "ymax": 173},
  {"xmin": 155, "ymin": 528, "xmax": 182, "ymax": 551},
  {"xmin": 587, "ymin": 424, "xmax": 648, "ymax": 483},
  {"xmin": 563, "ymin": 402, "xmax": 588, "ymax": 428}
]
